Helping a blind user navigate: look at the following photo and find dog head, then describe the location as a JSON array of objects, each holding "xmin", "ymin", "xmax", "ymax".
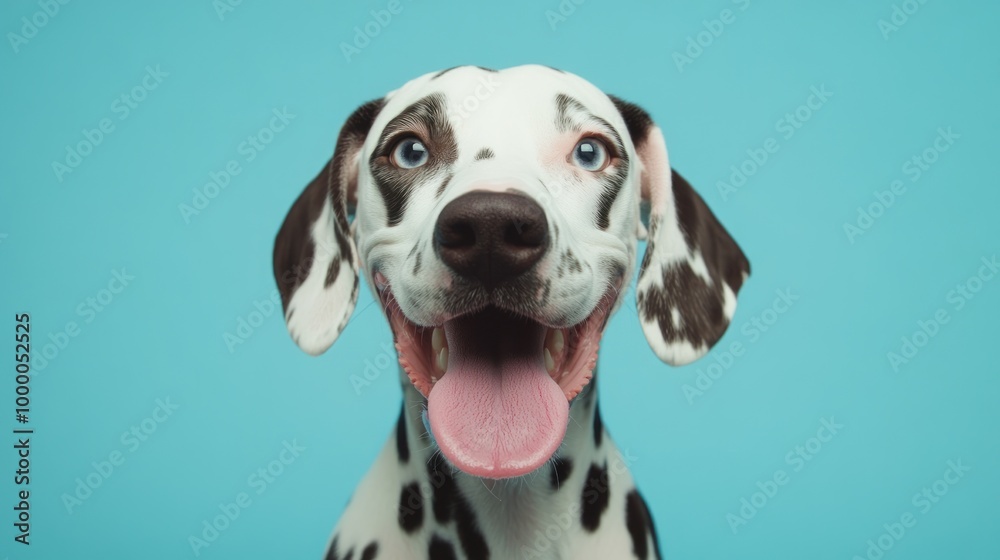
[{"xmin": 273, "ymin": 65, "xmax": 750, "ymax": 478}]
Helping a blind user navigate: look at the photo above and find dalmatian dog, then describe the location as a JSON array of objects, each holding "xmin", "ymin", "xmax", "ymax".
[{"xmin": 272, "ymin": 65, "xmax": 750, "ymax": 560}]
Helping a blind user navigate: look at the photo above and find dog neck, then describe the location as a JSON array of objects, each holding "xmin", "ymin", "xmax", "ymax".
[{"xmin": 396, "ymin": 373, "xmax": 636, "ymax": 555}]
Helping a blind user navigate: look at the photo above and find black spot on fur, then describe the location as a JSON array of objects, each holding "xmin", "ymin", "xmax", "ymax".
[
  {"xmin": 428, "ymin": 535, "xmax": 458, "ymax": 560},
  {"xmin": 413, "ymin": 250, "xmax": 422, "ymax": 275},
  {"xmin": 436, "ymin": 173, "xmax": 453, "ymax": 198},
  {"xmin": 454, "ymin": 496, "xmax": 489, "ymax": 559},
  {"xmin": 580, "ymin": 462, "xmax": 611, "ymax": 532},
  {"xmin": 397, "ymin": 482, "xmax": 424, "ymax": 533},
  {"xmin": 626, "ymin": 490, "xmax": 662, "ymax": 559},
  {"xmin": 555, "ymin": 93, "xmax": 587, "ymax": 132},
  {"xmin": 550, "ymin": 457, "xmax": 573, "ymax": 489},
  {"xmin": 360, "ymin": 541, "xmax": 379, "ymax": 560},
  {"xmin": 593, "ymin": 404, "xmax": 603, "ymax": 447},
  {"xmin": 324, "ymin": 537, "xmax": 339, "ymax": 560},
  {"xmin": 595, "ymin": 158, "xmax": 628, "ymax": 229},
  {"xmin": 396, "ymin": 409, "xmax": 410, "ymax": 463},
  {"xmin": 427, "ymin": 454, "xmax": 457, "ymax": 523},
  {"xmin": 427, "ymin": 455, "xmax": 489, "ymax": 558},
  {"xmin": 474, "ymin": 147, "xmax": 495, "ymax": 160}
]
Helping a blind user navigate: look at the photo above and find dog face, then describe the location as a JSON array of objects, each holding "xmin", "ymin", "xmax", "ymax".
[{"xmin": 273, "ymin": 65, "xmax": 749, "ymax": 478}]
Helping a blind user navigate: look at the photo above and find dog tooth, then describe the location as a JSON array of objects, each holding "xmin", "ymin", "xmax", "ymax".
[
  {"xmin": 432, "ymin": 328, "xmax": 445, "ymax": 353},
  {"xmin": 544, "ymin": 348, "xmax": 555, "ymax": 372},
  {"xmin": 552, "ymin": 329, "xmax": 564, "ymax": 353},
  {"xmin": 437, "ymin": 347, "xmax": 449, "ymax": 373}
]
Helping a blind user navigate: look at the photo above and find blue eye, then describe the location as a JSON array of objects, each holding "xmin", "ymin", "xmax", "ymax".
[
  {"xmin": 391, "ymin": 137, "xmax": 430, "ymax": 169},
  {"xmin": 572, "ymin": 138, "xmax": 609, "ymax": 171}
]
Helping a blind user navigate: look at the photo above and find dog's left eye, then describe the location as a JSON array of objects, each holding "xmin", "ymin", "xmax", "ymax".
[
  {"xmin": 571, "ymin": 138, "xmax": 609, "ymax": 171},
  {"xmin": 391, "ymin": 137, "xmax": 430, "ymax": 169}
]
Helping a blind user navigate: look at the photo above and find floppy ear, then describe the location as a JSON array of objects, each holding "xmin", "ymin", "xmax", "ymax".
[
  {"xmin": 610, "ymin": 96, "xmax": 751, "ymax": 366},
  {"xmin": 272, "ymin": 99, "xmax": 384, "ymax": 355}
]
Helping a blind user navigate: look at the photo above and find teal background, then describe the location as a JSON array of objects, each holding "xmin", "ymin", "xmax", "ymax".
[{"xmin": 2, "ymin": 0, "xmax": 998, "ymax": 558}]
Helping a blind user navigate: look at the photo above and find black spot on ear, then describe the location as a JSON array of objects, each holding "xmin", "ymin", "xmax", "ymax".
[
  {"xmin": 397, "ymin": 482, "xmax": 424, "ymax": 533},
  {"xmin": 428, "ymin": 535, "xmax": 458, "ymax": 560},
  {"xmin": 324, "ymin": 257, "xmax": 342, "ymax": 287},
  {"xmin": 550, "ymin": 457, "xmax": 573, "ymax": 489},
  {"xmin": 396, "ymin": 408, "xmax": 410, "ymax": 463},
  {"xmin": 627, "ymin": 490, "xmax": 662, "ymax": 559},
  {"xmin": 607, "ymin": 95, "xmax": 654, "ymax": 150},
  {"xmin": 474, "ymin": 147, "xmax": 495, "ymax": 160},
  {"xmin": 274, "ymin": 98, "xmax": 383, "ymax": 313},
  {"xmin": 580, "ymin": 462, "xmax": 610, "ymax": 532},
  {"xmin": 593, "ymin": 404, "xmax": 603, "ymax": 447},
  {"xmin": 671, "ymin": 169, "xmax": 750, "ymax": 292},
  {"xmin": 637, "ymin": 262, "xmax": 724, "ymax": 351},
  {"xmin": 343, "ymin": 547, "xmax": 355, "ymax": 560},
  {"xmin": 360, "ymin": 541, "xmax": 379, "ymax": 560}
]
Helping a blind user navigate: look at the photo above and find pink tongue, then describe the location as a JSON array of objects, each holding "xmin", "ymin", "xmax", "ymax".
[{"xmin": 427, "ymin": 311, "xmax": 568, "ymax": 479}]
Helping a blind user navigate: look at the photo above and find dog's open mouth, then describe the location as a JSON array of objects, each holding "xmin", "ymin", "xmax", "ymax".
[{"xmin": 378, "ymin": 281, "xmax": 613, "ymax": 479}]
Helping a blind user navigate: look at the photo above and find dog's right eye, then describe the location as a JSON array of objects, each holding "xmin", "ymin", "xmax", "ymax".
[{"xmin": 390, "ymin": 137, "xmax": 430, "ymax": 169}]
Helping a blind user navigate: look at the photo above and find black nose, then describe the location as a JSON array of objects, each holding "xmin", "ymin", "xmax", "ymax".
[{"xmin": 434, "ymin": 191, "xmax": 549, "ymax": 287}]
